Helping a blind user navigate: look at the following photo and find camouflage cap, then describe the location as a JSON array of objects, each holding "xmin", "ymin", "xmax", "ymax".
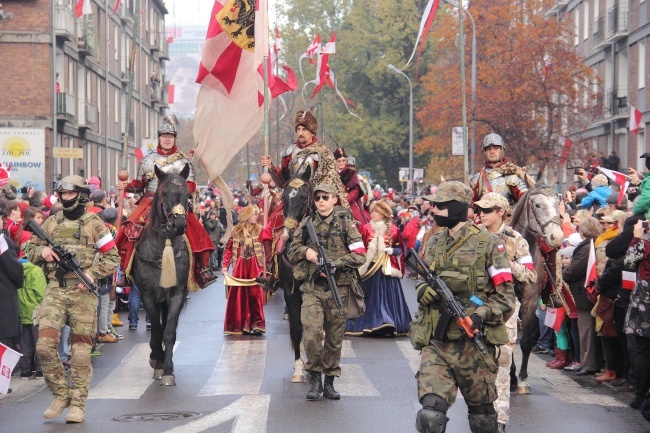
[
  {"xmin": 474, "ymin": 192, "xmax": 510, "ymax": 210},
  {"xmin": 314, "ymin": 183, "xmax": 337, "ymax": 195},
  {"xmin": 430, "ymin": 181, "xmax": 472, "ymax": 205}
]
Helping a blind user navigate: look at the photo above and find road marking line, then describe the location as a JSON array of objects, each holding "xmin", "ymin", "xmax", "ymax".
[
  {"xmin": 164, "ymin": 395, "xmax": 270, "ymax": 433},
  {"xmin": 341, "ymin": 339, "xmax": 356, "ymax": 358},
  {"xmin": 199, "ymin": 340, "xmax": 266, "ymax": 396},
  {"xmin": 337, "ymin": 364, "xmax": 380, "ymax": 396},
  {"xmin": 396, "ymin": 340, "xmax": 420, "ymax": 374},
  {"xmin": 88, "ymin": 341, "xmax": 179, "ymax": 399}
]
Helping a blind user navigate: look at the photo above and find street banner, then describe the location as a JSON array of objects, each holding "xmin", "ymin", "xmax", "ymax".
[{"xmin": 452, "ymin": 127, "xmax": 465, "ymax": 156}]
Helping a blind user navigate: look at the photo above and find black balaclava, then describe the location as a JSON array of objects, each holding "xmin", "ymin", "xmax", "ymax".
[
  {"xmin": 61, "ymin": 196, "xmax": 86, "ymax": 220},
  {"xmin": 433, "ymin": 200, "xmax": 468, "ymax": 228}
]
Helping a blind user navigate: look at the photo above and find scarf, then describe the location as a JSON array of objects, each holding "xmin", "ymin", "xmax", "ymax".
[
  {"xmin": 157, "ymin": 144, "xmax": 178, "ymax": 155},
  {"xmin": 595, "ymin": 227, "xmax": 618, "ymax": 247}
]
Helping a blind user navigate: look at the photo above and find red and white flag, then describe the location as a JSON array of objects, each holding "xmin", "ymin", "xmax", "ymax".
[
  {"xmin": 559, "ymin": 137, "xmax": 573, "ymax": 165},
  {"xmin": 597, "ymin": 166, "xmax": 630, "ymax": 207},
  {"xmin": 585, "ymin": 239, "xmax": 598, "ymax": 293},
  {"xmin": 75, "ymin": 0, "xmax": 93, "ymax": 18},
  {"xmin": 630, "ymin": 104, "xmax": 643, "ymax": 134},
  {"xmin": 0, "ymin": 343, "xmax": 21, "ymax": 394},
  {"xmin": 310, "ymin": 33, "xmax": 336, "ymax": 98},
  {"xmin": 134, "ymin": 144, "xmax": 153, "ymax": 163},
  {"xmin": 113, "ymin": 0, "xmax": 121, "ymax": 14},
  {"xmin": 96, "ymin": 233, "xmax": 116, "ymax": 254},
  {"xmin": 194, "ymin": 0, "xmax": 268, "ymax": 240},
  {"xmin": 0, "ymin": 164, "xmax": 10, "ymax": 186},
  {"xmin": 0, "ymin": 235, "xmax": 8, "ymax": 255},
  {"xmin": 622, "ymin": 270, "xmax": 637, "ymax": 291},
  {"xmin": 544, "ymin": 307, "xmax": 566, "ymax": 332},
  {"xmin": 306, "ymin": 34, "xmax": 321, "ymax": 63},
  {"xmin": 404, "ymin": 0, "xmax": 441, "ymax": 73}
]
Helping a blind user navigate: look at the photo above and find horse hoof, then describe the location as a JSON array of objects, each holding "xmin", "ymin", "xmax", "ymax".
[
  {"xmin": 290, "ymin": 373, "xmax": 306, "ymax": 383},
  {"xmin": 290, "ymin": 360, "xmax": 306, "ymax": 383},
  {"xmin": 149, "ymin": 358, "xmax": 157, "ymax": 369},
  {"xmin": 517, "ymin": 381, "xmax": 532, "ymax": 395},
  {"xmin": 153, "ymin": 369, "xmax": 164, "ymax": 380},
  {"xmin": 160, "ymin": 375, "xmax": 176, "ymax": 386}
]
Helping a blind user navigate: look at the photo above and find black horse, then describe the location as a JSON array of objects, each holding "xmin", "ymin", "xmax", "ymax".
[
  {"xmin": 278, "ymin": 166, "xmax": 313, "ymax": 382},
  {"xmin": 131, "ymin": 164, "xmax": 191, "ymax": 386},
  {"xmin": 509, "ymin": 186, "xmax": 564, "ymax": 393}
]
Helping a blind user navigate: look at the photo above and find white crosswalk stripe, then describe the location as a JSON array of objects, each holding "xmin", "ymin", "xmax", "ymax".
[
  {"xmin": 396, "ymin": 340, "xmax": 420, "ymax": 374},
  {"xmin": 337, "ymin": 364, "xmax": 380, "ymax": 396},
  {"xmin": 198, "ymin": 340, "xmax": 267, "ymax": 396},
  {"xmin": 341, "ymin": 339, "xmax": 356, "ymax": 358}
]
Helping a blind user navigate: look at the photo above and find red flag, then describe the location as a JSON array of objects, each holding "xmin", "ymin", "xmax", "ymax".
[
  {"xmin": 75, "ymin": 0, "xmax": 92, "ymax": 18},
  {"xmin": 404, "ymin": 0, "xmax": 441, "ymax": 73},
  {"xmin": 559, "ymin": 137, "xmax": 573, "ymax": 165},
  {"xmin": 585, "ymin": 239, "xmax": 597, "ymax": 293},
  {"xmin": 0, "ymin": 164, "xmax": 10, "ymax": 186},
  {"xmin": 597, "ymin": 166, "xmax": 630, "ymax": 206},
  {"xmin": 113, "ymin": 0, "xmax": 121, "ymax": 14},
  {"xmin": 630, "ymin": 104, "xmax": 643, "ymax": 134},
  {"xmin": 306, "ymin": 34, "xmax": 321, "ymax": 64},
  {"xmin": 167, "ymin": 84, "xmax": 175, "ymax": 104},
  {"xmin": 311, "ymin": 33, "xmax": 336, "ymax": 98}
]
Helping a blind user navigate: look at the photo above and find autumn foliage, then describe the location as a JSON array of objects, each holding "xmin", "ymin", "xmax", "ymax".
[{"xmin": 416, "ymin": 0, "xmax": 598, "ymax": 181}]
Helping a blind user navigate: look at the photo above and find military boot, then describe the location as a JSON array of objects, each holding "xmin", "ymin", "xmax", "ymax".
[
  {"xmin": 306, "ymin": 372, "xmax": 323, "ymax": 401},
  {"xmin": 65, "ymin": 406, "xmax": 85, "ymax": 423},
  {"xmin": 323, "ymin": 375, "xmax": 340, "ymax": 400},
  {"xmin": 43, "ymin": 398, "xmax": 70, "ymax": 419}
]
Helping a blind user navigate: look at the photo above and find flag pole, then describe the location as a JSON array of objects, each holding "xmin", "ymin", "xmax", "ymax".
[
  {"xmin": 259, "ymin": 2, "xmax": 271, "ymax": 229},
  {"xmin": 117, "ymin": 0, "xmax": 141, "ymax": 230}
]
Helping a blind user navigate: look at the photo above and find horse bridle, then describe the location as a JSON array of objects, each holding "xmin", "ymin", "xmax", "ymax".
[
  {"xmin": 523, "ymin": 190, "xmax": 562, "ymax": 244},
  {"xmin": 155, "ymin": 178, "xmax": 188, "ymax": 234},
  {"xmin": 283, "ymin": 177, "xmax": 313, "ymax": 230}
]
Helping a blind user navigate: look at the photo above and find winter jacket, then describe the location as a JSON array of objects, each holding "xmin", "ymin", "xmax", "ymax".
[
  {"xmin": 562, "ymin": 236, "xmax": 596, "ymax": 311},
  {"xmin": 633, "ymin": 172, "xmax": 650, "ymax": 217},
  {"xmin": 623, "ymin": 236, "xmax": 650, "ymax": 337},
  {"xmin": 17, "ymin": 259, "xmax": 46, "ymax": 325},
  {"xmin": 580, "ymin": 185, "xmax": 612, "ymax": 209},
  {"xmin": 205, "ymin": 218, "xmax": 225, "ymax": 245},
  {"xmin": 0, "ymin": 234, "xmax": 24, "ymax": 338}
]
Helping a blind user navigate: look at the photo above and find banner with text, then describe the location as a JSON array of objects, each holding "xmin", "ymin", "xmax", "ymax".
[{"xmin": 0, "ymin": 128, "xmax": 46, "ymax": 191}]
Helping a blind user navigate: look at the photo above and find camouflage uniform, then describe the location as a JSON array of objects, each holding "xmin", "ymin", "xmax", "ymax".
[
  {"xmin": 475, "ymin": 193, "xmax": 537, "ymax": 427},
  {"xmin": 25, "ymin": 211, "xmax": 119, "ymax": 412},
  {"xmin": 287, "ymin": 186, "xmax": 365, "ymax": 378},
  {"xmin": 416, "ymin": 182, "xmax": 516, "ymax": 433}
]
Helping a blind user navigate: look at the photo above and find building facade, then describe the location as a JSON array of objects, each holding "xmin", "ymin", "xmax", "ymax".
[
  {"xmin": 553, "ymin": 0, "xmax": 649, "ymax": 174},
  {"xmin": 0, "ymin": 0, "xmax": 170, "ymax": 192}
]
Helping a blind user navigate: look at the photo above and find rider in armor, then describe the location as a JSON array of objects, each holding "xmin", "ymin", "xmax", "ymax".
[
  {"xmin": 115, "ymin": 118, "xmax": 216, "ymax": 288},
  {"xmin": 469, "ymin": 133, "xmax": 531, "ymax": 206}
]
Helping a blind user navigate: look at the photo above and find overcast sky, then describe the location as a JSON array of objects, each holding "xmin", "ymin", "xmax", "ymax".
[{"xmin": 165, "ymin": 0, "xmax": 279, "ymax": 27}]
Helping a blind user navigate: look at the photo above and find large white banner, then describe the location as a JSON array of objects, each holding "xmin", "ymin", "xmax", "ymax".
[{"xmin": 0, "ymin": 128, "xmax": 46, "ymax": 190}]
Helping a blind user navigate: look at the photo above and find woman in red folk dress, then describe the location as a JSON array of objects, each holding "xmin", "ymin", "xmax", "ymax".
[
  {"xmin": 345, "ymin": 200, "xmax": 412, "ymax": 336},
  {"xmin": 221, "ymin": 206, "xmax": 266, "ymax": 335}
]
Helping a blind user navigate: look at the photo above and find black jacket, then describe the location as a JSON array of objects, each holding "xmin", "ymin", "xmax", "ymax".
[
  {"xmin": 562, "ymin": 236, "xmax": 595, "ymax": 311},
  {"xmin": 0, "ymin": 235, "xmax": 24, "ymax": 339}
]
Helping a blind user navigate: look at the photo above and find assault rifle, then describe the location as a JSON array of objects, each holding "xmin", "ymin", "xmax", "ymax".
[
  {"xmin": 305, "ymin": 218, "xmax": 343, "ymax": 315},
  {"xmin": 27, "ymin": 220, "xmax": 98, "ymax": 295},
  {"xmin": 405, "ymin": 249, "xmax": 488, "ymax": 356}
]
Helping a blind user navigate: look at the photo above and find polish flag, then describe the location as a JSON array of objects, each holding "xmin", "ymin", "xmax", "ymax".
[
  {"xmin": 0, "ymin": 343, "xmax": 21, "ymax": 394},
  {"xmin": 134, "ymin": 144, "xmax": 153, "ymax": 163},
  {"xmin": 630, "ymin": 105, "xmax": 643, "ymax": 134},
  {"xmin": 622, "ymin": 270, "xmax": 637, "ymax": 291},
  {"xmin": 320, "ymin": 34, "xmax": 336, "ymax": 54},
  {"xmin": 348, "ymin": 241, "xmax": 367, "ymax": 254},
  {"xmin": 96, "ymin": 232, "xmax": 116, "ymax": 253},
  {"xmin": 0, "ymin": 235, "xmax": 8, "ymax": 255},
  {"xmin": 517, "ymin": 255, "xmax": 535, "ymax": 271},
  {"xmin": 585, "ymin": 239, "xmax": 597, "ymax": 293},
  {"xmin": 488, "ymin": 265, "xmax": 514, "ymax": 286},
  {"xmin": 543, "ymin": 306, "xmax": 566, "ymax": 332},
  {"xmin": 306, "ymin": 34, "xmax": 321, "ymax": 63},
  {"xmin": 597, "ymin": 166, "xmax": 630, "ymax": 207},
  {"xmin": 75, "ymin": 0, "xmax": 93, "ymax": 18}
]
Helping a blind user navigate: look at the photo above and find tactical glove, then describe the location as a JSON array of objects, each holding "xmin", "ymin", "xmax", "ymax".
[
  {"xmin": 469, "ymin": 313, "xmax": 483, "ymax": 331},
  {"xmin": 416, "ymin": 282, "xmax": 437, "ymax": 306}
]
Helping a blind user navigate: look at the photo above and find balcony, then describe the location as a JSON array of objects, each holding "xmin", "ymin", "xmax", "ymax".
[
  {"xmin": 54, "ymin": 5, "xmax": 75, "ymax": 42},
  {"xmin": 606, "ymin": 1, "xmax": 629, "ymax": 42},
  {"xmin": 79, "ymin": 102, "xmax": 97, "ymax": 131},
  {"xmin": 149, "ymin": 31, "xmax": 160, "ymax": 53},
  {"xmin": 589, "ymin": 92, "xmax": 608, "ymax": 124},
  {"xmin": 160, "ymin": 35, "xmax": 170, "ymax": 61},
  {"xmin": 120, "ymin": 55, "xmax": 130, "ymax": 84},
  {"xmin": 57, "ymin": 92, "xmax": 76, "ymax": 122},
  {"xmin": 607, "ymin": 87, "xmax": 629, "ymax": 118},
  {"xmin": 545, "ymin": 0, "xmax": 569, "ymax": 16},
  {"xmin": 77, "ymin": 17, "xmax": 96, "ymax": 57},
  {"xmin": 593, "ymin": 16, "xmax": 609, "ymax": 50},
  {"xmin": 119, "ymin": 0, "xmax": 135, "ymax": 25}
]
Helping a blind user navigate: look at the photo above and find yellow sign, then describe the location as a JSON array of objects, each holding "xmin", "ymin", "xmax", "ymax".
[{"xmin": 53, "ymin": 147, "xmax": 84, "ymax": 159}]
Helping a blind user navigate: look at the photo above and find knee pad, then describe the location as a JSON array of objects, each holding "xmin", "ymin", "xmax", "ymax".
[
  {"xmin": 416, "ymin": 394, "xmax": 449, "ymax": 433},
  {"xmin": 498, "ymin": 344, "xmax": 513, "ymax": 366},
  {"xmin": 468, "ymin": 404, "xmax": 498, "ymax": 433}
]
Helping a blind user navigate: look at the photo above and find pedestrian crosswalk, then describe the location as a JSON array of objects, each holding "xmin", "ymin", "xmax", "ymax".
[{"xmin": 199, "ymin": 340, "xmax": 267, "ymax": 396}]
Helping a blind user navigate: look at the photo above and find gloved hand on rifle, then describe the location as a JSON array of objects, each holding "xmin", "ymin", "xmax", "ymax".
[
  {"xmin": 416, "ymin": 282, "xmax": 438, "ymax": 306},
  {"xmin": 469, "ymin": 313, "xmax": 483, "ymax": 331}
]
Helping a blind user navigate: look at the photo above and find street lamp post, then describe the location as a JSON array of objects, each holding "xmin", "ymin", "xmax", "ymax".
[
  {"xmin": 388, "ymin": 64, "xmax": 414, "ymax": 194},
  {"xmin": 444, "ymin": 0, "xmax": 477, "ymax": 176}
]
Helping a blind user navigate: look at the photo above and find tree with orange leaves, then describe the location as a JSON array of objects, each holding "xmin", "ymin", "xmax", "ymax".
[{"xmin": 416, "ymin": 0, "xmax": 598, "ymax": 182}]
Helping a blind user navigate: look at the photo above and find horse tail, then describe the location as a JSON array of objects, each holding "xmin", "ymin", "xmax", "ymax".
[{"xmin": 160, "ymin": 238, "xmax": 177, "ymax": 288}]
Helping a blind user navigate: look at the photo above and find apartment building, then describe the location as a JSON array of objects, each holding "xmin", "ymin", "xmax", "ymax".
[
  {"xmin": 0, "ymin": 0, "xmax": 170, "ymax": 192},
  {"xmin": 552, "ymin": 0, "xmax": 649, "ymax": 173}
]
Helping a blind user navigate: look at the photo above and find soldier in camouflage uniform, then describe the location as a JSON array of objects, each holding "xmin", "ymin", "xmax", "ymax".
[
  {"xmin": 414, "ymin": 182, "xmax": 516, "ymax": 433},
  {"xmin": 469, "ymin": 133, "xmax": 530, "ymax": 206},
  {"xmin": 288, "ymin": 183, "xmax": 366, "ymax": 401},
  {"xmin": 475, "ymin": 192, "xmax": 537, "ymax": 432},
  {"xmin": 25, "ymin": 175, "xmax": 119, "ymax": 423}
]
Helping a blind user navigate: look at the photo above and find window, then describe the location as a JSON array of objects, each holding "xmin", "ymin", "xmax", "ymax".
[
  {"xmin": 574, "ymin": 8, "xmax": 580, "ymax": 46},
  {"xmin": 640, "ymin": 40, "xmax": 647, "ymax": 90},
  {"xmin": 583, "ymin": 1, "xmax": 589, "ymax": 40}
]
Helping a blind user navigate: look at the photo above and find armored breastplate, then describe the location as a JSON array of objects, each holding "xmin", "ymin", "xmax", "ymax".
[
  {"xmin": 140, "ymin": 152, "xmax": 195, "ymax": 194},
  {"xmin": 482, "ymin": 168, "xmax": 515, "ymax": 204}
]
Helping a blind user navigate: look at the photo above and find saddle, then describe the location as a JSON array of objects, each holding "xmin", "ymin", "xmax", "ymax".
[{"xmin": 124, "ymin": 221, "xmax": 145, "ymax": 242}]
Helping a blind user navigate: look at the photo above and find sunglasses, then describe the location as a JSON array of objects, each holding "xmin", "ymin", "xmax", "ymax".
[
  {"xmin": 432, "ymin": 202, "xmax": 448, "ymax": 210},
  {"xmin": 476, "ymin": 207, "xmax": 496, "ymax": 214},
  {"xmin": 314, "ymin": 194, "xmax": 331, "ymax": 202}
]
